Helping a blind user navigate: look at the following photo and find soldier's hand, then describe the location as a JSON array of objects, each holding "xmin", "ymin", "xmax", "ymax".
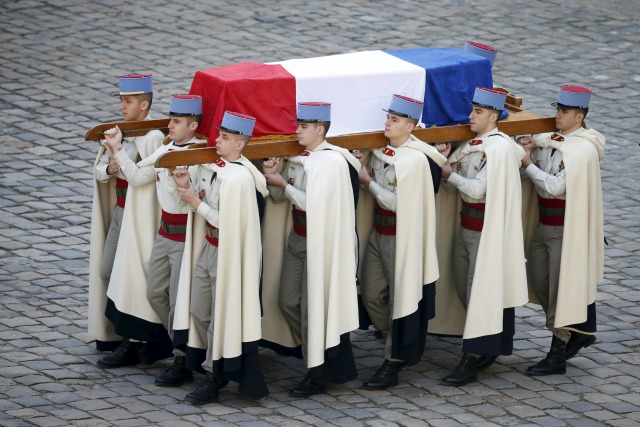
[
  {"xmin": 517, "ymin": 136, "xmax": 535, "ymax": 152},
  {"xmin": 435, "ymin": 143, "xmax": 452, "ymax": 158},
  {"xmin": 171, "ymin": 167, "xmax": 191, "ymax": 189},
  {"xmin": 262, "ymin": 157, "xmax": 280, "ymax": 174},
  {"xmin": 441, "ymin": 162, "xmax": 453, "ymax": 179},
  {"xmin": 177, "ymin": 183, "xmax": 200, "ymax": 208},
  {"xmin": 264, "ymin": 172, "xmax": 287, "ymax": 188},
  {"xmin": 106, "ymin": 156, "xmax": 120, "ymax": 175},
  {"xmin": 103, "ymin": 125, "xmax": 123, "ymax": 154},
  {"xmin": 358, "ymin": 164, "xmax": 372, "ymax": 186}
]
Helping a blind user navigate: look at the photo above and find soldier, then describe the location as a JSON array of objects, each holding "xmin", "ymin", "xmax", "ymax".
[
  {"xmin": 89, "ymin": 74, "xmax": 166, "ymax": 366},
  {"xmin": 356, "ymin": 94, "xmax": 446, "ymax": 390},
  {"xmin": 102, "ymin": 94, "xmax": 202, "ymax": 386},
  {"xmin": 172, "ymin": 111, "xmax": 269, "ymax": 404},
  {"xmin": 261, "ymin": 102, "xmax": 360, "ymax": 397},
  {"xmin": 440, "ymin": 87, "xmax": 528, "ymax": 386},
  {"xmin": 520, "ymin": 85, "xmax": 605, "ymax": 375}
]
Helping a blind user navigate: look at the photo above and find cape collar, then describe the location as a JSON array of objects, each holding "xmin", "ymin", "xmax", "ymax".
[{"xmin": 476, "ymin": 127, "xmax": 499, "ymax": 139}]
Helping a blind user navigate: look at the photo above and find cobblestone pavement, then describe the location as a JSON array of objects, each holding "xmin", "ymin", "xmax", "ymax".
[{"xmin": 1, "ymin": 1, "xmax": 639, "ymax": 426}]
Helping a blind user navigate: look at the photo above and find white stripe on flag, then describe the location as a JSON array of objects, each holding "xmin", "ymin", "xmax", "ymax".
[{"xmin": 275, "ymin": 51, "xmax": 426, "ymax": 136}]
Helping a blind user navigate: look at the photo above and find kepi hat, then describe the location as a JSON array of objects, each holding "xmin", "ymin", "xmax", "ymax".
[
  {"xmin": 117, "ymin": 74, "xmax": 153, "ymax": 96},
  {"xmin": 471, "ymin": 87, "xmax": 507, "ymax": 111},
  {"xmin": 465, "ymin": 41, "xmax": 498, "ymax": 67},
  {"xmin": 551, "ymin": 85, "xmax": 591, "ymax": 109},
  {"xmin": 215, "ymin": 111, "xmax": 256, "ymax": 136},
  {"xmin": 165, "ymin": 94, "xmax": 202, "ymax": 116},
  {"xmin": 383, "ymin": 94, "xmax": 424, "ymax": 121},
  {"xmin": 293, "ymin": 102, "xmax": 331, "ymax": 123}
]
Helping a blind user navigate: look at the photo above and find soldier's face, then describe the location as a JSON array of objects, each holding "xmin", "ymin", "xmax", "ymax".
[
  {"xmin": 555, "ymin": 108, "xmax": 583, "ymax": 133},
  {"xmin": 384, "ymin": 114, "xmax": 414, "ymax": 142},
  {"xmin": 215, "ymin": 131, "xmax": 244, "ymax": 158},
  {"xmin": 296, "ymin": 122, "xmax": 323, "ymax": 148},
  {"xmin": 120, "ymin": 96, "xmax": 145, "ymax": 121},
  {"xmin": 469, "ymin": 106, "xmax": 496, "ymax": 134},
  {"xmin": 168, "ymin": 116, "xmax": 197, "ymax": 144}
]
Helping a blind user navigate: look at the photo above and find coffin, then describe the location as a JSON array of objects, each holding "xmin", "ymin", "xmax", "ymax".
[{"xmin": 85, "ymin": 48, "xmax": 555, "ymax": 166}]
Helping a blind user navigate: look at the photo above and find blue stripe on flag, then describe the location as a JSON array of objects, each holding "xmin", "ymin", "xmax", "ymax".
[{"xmin": 383, "ymin": 48, "xmax": 493, "ymax": 127}]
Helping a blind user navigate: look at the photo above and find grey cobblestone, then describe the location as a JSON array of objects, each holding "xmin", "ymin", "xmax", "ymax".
[{"xmin": 1, "ymin": 0, "xmax": 640, "ymax": 425}]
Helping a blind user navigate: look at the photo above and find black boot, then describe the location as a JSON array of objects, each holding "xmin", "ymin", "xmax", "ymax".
[
  {"xmin": 155, "ymin": 356, "xmax": 193, "ymax": 387},
  {"xmin": 476, "ymin": 355, "xmax": 498, "ymax": 370},
  {"xmin": 97, "ymin": 339, "xmax": 140, "ymax": 368},
  {"xmin": 136, "ymin": 340, "xmax": 174, "ymax": 365},
  {"xmin": 565, "ymin": 332, "xmax": 596, "ymax": 360},
  {"xmin": 442, "ymin": 354, "xmax": 477, "ymax": 386},
  {"xmin": 185, "ymin": 371, "xmax": 220, "ymax": 405},
  {"xmin": 362, "ymin": 360, "xmax": 406, "ymax": 390},
  {"xmin": 527, "ymin": 336, "xmax": 567, "ymax": 376},
  {"xmin": 289, "ymin": 372, "xmax": 325, "ymax": 397}
]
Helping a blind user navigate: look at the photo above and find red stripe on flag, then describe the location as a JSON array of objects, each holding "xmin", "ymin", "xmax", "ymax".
[{"xmin": 189, "ymin": 62, "xmax": 297, "ymax": 146}]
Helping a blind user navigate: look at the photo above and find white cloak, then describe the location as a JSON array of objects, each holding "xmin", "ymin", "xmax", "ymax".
[
  {"xmin": 367, "ymin": 135, "xmax": 446, "ymax": 320},
  {"xmin": 88, "ymin": 129, "xmax": 163, "ymax": 344},
  {"xmin": 177, "ymin": 157, "xmax": 268, "ymax": 362},
  {"xmin": 532, "ymin": 129, "xmax": 605, "ymax": 329},
  {"xmin": 261, "ymin": 144, "xmax": 360, "ymax": 369},
  {"xmin": 445, "ymin": 133, "xmax": 529, "ymax": 340}
]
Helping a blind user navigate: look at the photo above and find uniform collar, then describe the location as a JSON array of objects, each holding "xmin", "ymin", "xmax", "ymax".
[
  {"xmin": 172, "ymin": 136, "xmax": 199, "ymax": 148},
  {"xmin": 560, "ymin": 127, "xmax": 585, "ymax": 137},
  {"xmin": 310, "ymin": 140, "xmax": 330, "ymax": 152},
  {"xmin": 391, "ymin": 137, "xmax": 411, "ymax": 148},
  {"xmin": 477, "ymin": 127, "xmax": 499, "ymax": 139}
]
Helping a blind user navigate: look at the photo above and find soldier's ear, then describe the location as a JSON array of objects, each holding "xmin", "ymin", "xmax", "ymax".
[{"xmin": 406, "ymin": 121, "xmax": 416, "ymax": 132}]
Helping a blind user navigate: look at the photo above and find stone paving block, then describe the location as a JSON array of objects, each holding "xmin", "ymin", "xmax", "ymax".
[
  {"xmin": 606, "ymin": 421, "xmax": 640, "ymax": 427},
  {"xmin": 68, "ymin": 398, "xmax": 114, "ymax": 412},
  {"xmin": 48, "ymin": 408, "xmax": 93, "ymax": 421},
  {"xmin": 22, "ymin": 416, "xmax": 69, "ymax": 427},
  {"xmin": 584, "ymin": 409, "xmax": 625, "ymax": 422},
  {"xmin": 106, "ymin": 420, "xmax": 157, "ymax": 427},
  {"xmin": 5, "ymin": 408, "xmax": 45, "ymax": 420},
  {"xmin": 527, "ymin": 416, "xmax": 571, "ymax": 427},
  {"xmin": 600, "ymin": 402, "xmax": 640, "ymax": 415},
  {"xmin": 0, "ymin": 399, "xmax": 23, "ymax": 412},
  {"xmin": 137, "ymin": 410, "xmax": 182, "ymax": 424}
]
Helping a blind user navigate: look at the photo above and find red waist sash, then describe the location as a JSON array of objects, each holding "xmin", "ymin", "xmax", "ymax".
[
  {"xmin": 205, "ymin": 222, "xmax": 219, "ymax": 247},
  {"xmin": 373, "ymin": 203, "xmax": 396, "ymax": 236},
  {"xmin": 460, "ymin": 201, "xmax": 485, "ymax": 231},
  {"xmin": 292, "ymin": 207, "xmax": 306, "ymax": 237},
  {"xmin": 115, "ymin": 178, "xmax": 128, "ymax": 208},
  {"xmin": 538, "ymin": 196, "xmax": 565, "ymax": 226},
  {"xmin": 159, "ymin": 210, "xmax": 188, "ymax": 242}
]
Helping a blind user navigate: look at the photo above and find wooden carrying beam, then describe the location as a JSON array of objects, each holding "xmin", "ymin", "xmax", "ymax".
[
  {"xmin": 154, "ymin": 110, "xmax": 556, "ymax": 168},
  {"xmin": 85, "ymin": 119, "xmax": 170, "ymax": 141},
  {"xmin": 86, "ymin": 88, "xmax": 523, "ymax": 143}
]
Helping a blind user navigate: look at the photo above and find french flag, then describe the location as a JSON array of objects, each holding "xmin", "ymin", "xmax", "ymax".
[{"xmin": 189, "ymin": 48, "xmax": 493, "ymax": 145}]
